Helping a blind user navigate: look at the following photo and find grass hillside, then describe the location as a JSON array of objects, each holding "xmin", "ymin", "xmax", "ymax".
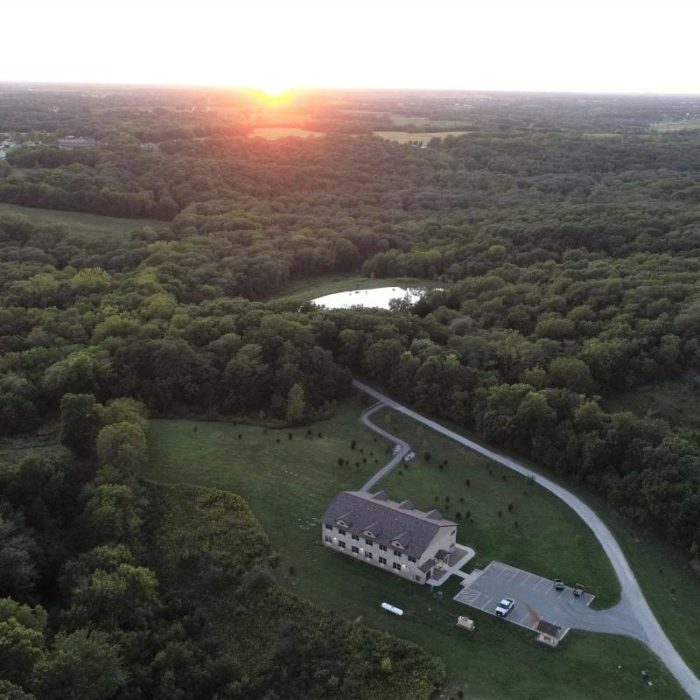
[
  {"xmin": 146, "ymin": 482, "xmax": 446, "ymax": 699},
  {"xmin": 145, "ymin": 399, "xmax": 683, "ymax": 698},
  {"xmin": 0, "ymin": 201, "xmax": 160, "ymax": 238}
]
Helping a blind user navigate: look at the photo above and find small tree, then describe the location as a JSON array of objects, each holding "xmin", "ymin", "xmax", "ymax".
[
  {"xmin": 60, "ymin": 393, "xmax": 102, "ymax": 458},
  {"xmin": 285, "ymin": 383, "xmax": 306, "ymax": 425}
]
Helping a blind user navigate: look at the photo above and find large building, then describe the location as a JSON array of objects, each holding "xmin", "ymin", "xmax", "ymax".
[{"xmin": 321, "ymin": 490, "xmax": 458, "ymax": 584}]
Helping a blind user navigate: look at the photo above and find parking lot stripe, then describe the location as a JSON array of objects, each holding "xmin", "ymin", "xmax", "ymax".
[{"xmin": 520, "ymin": 573, "xmax": 532, "ymax": 586}]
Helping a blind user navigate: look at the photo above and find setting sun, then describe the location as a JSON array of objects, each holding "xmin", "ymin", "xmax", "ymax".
[{"xmin": 247, "ymin": 87, "xmax": 298, "ymax": 108}]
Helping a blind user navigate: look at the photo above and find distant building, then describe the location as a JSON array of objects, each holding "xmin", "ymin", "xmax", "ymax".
[
  {"xmin": 321, "ymin": 490, "xmax": 458, "ymax": 584},
  {"xmin": 58, "ymin": 135, "xmax": 96, "ymax": 149},
  {"xmin": 139, "ymin": 142, "xmax": 158, "ymax": 150},
  {"xmin": 536, "ymin": 620, "xmax": 564, "ymax": 647}
]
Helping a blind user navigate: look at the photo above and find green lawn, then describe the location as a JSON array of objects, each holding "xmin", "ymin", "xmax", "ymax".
[
  {"xmin": 145, "ymin": 398, "xmax": 684, "ymax": 698},
  {"xmin": 269, "ymin": 275, "xmax": 433, "ymax": 304},
  {"xmin": 0, "ymin": 201, "xmax": 162, "ymax": 238},
  {"xmin": 579, "ymin": 491, "xmax": 700, "ymax": 680},
  {"xmin": 375, "ymin": 409, "xmax": 620, "ymax": 608}
]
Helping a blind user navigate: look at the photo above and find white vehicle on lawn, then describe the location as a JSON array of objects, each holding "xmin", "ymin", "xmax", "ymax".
[{"xmin": 495, "ymin": 598, "xmax": 515, "ymax": 617}]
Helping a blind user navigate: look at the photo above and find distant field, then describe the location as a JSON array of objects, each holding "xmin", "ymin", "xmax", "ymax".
[
  {"xmin": 374, "ymin": 130, "xmax": 471, "ymax": 144},
  {"xmin": 270, "ymin": 274, "xmax": 432, "ymax": 304},
  {"xmin": 0, "ymin": 202, "xmax": 160, "ymax": 238},
  {"xmin": 651, "ymin": 119, "xmax": 700, "ymax": 132},
  {"xmin": 390, "ymin": 115, "xmax": 472, "ymax": 129},
  {"xmin": 604, "ymin": 379, "xmax": 700, "ymax": 430},
  {"xmin": 145, "ymin": 398, "xmax": 683, "ymax": 698},
  {"xmin": 249, "ymin": 127, "xmax": 324, "ymax": 139}
]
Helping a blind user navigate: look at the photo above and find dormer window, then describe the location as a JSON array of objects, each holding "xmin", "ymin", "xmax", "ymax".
[{"xmin": 391, "ymin": 540, "xmax": 404, "ymax": 550}]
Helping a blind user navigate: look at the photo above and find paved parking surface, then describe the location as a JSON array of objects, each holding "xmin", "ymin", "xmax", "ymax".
[{"xmin": 454, "ymin": 561, "xmax": 643, "ymax": 640}]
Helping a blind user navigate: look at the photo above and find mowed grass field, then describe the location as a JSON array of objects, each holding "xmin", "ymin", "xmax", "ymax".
[
  {"xmin": 249, "ymin": 127, "xmax": 324, "ymax": 139},
  {"xmin": 0, "ymin": 201, "xmax": 160, "ymax": 238},
  {"xmin": 145, "ymin": 398, "xmax": 683, "ymax": 698},
  {"xmin": 651, "ymin": 119, "xmax": 700, "ymax": 132},
  {"xmin": 389, "ymin": 115, "xmax": 473, "ymax": 129},
  {"xmin": 375, "ymin": 409, "xmax": 619, "ymax": 608},
  {"xmin": 375, "ymin": 404, "xmax": 700, "ymax": 682},
  {"xmin": 374, "ymin": 130, "xmax": 471, "ymax": 144}
]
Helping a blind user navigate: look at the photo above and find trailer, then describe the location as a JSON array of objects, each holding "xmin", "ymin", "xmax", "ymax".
[
  {"xmin": 381, "ymin": 602, "xmax": 404, "ymax": 616},
  {"xmin": 456, "ymin": 615, "xmax": 475, "ymax": 631}
]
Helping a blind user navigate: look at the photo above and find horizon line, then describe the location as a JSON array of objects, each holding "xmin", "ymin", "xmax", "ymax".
[{"xmin": 1, "ymin": 79, "xmax": 700, "ymax": 99}]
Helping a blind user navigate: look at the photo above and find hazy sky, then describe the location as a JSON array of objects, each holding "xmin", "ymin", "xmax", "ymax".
[{"xmin": 2, "ymin": 0, "xmax": 699, "ymax": 94}]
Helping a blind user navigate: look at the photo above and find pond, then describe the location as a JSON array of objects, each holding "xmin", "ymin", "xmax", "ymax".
[{"xmin": 311, "ymin": 286, "xmax": 424, "ymax": 310}]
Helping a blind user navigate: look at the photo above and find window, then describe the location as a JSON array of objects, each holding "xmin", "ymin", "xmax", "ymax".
[
  {"xmin": 379, "ymin": 545, "xmax": 387, "ymax": 552},
  {"xmin": 415, "ymin": 575, "xmax": 421, "ymax": 582},
  {"xmin": 393, "ymin": 562, "xmax": 401, "ymax": 571},
  {"xmin": 408, "ymin": 556, "xmax": 416, "ymax": 563},
  {"xmin": 365, "ymin": 538, "xmax": 373, "ymax": 546},
  {"xmin": 338, "ymin": 541, "xmax": 346, "ymax": 549},
  {"xmin": 365, "ymin": 551, "xmax": 373, "ymax": 560},
  {"xmin": 325, "ymin": 524, "xmax": 332, "ymax": 530},
  {"xmin": 393, "ymin": 550, "xmax": 402, "ymax": 558},
  {"xmin": 324, "ymin": 536, "xmax": 331, "ymax": 543},
  {"xmin": 351, "ymin": 534, "xmax": 359, "ymax": 541},
  {"xmin": 338, "ymin": 528, "xmax": 346, "ymax": 536},
  {"xmin": 379, "ymin": 557, "xmax": 387, "ymax": 565},
  {"xmin": 351, "ymin": 546, "xmax": 359, "ymax": 554}
]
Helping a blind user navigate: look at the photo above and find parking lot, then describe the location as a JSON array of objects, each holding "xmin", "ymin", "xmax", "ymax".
[{"xmin": 454, "ymin": 561, "xmax": 596, "ymax": 635}]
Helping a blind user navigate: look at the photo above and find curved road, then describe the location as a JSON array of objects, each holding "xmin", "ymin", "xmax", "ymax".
[
  {"xmin": 353, "ymin": 379, "xmax": 700, "ymax": 699},
  {"xmin": 359, "ymin": 402, "xmax": 411, "ymax": 491}
]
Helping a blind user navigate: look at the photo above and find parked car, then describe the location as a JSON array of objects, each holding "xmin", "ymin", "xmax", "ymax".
[
  {"xmin": 573, "ymin": 584, "xmax": 585, "ymax": 597},
  {"xmin": 403, "ymin": 451, "xmax": 416, "ymax": 462},
  {"xmin": 495, "ymin": 598, "xmax": 515, "ymax": 617},
  {"xmin": 553, "ymin": 579, "xmax": 565, "ymax": 591}
]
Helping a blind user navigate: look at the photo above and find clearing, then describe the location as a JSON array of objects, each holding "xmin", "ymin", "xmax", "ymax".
[
  {"xmin": 249, "ymin": 127, "xmax": 324, "ymax": 139},
  {"xmin": 0, "ymin": 202, "xmax": 160, "ymax": 238},
  {"xmin": 145, "ymin": 397, "xmax": 683, "ymax": 698},
  {"xmin": 374, "ymin": 130, "xmax": 471, "ymax": 145}
]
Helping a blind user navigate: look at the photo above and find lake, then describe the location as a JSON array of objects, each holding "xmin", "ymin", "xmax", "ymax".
[{"xmin": 311, "ymin": 286, "xmax": 423, "ymax": 310}]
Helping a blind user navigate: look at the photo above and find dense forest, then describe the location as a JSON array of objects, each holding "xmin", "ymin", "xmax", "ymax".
[{"xmin": 1, "ymin": 86, "xmax": 700, "ymax": 697}]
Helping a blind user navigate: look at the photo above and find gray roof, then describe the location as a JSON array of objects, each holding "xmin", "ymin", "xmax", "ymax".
[
  {"xmin": 322, "ymin": 491, "xmax": 456, "ymax": 560},
  {"xmin": 419, "ymin": 558, "xmax": 435, "ymax": 573},
  {"xmin": 536, "ymin": 620, "xmax": 561, "ymax": 636}
]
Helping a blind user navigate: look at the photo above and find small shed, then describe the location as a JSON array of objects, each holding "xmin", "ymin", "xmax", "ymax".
[{"xmin": 536, "ymin": 620, "xmax": 562, "ymax": 647}]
